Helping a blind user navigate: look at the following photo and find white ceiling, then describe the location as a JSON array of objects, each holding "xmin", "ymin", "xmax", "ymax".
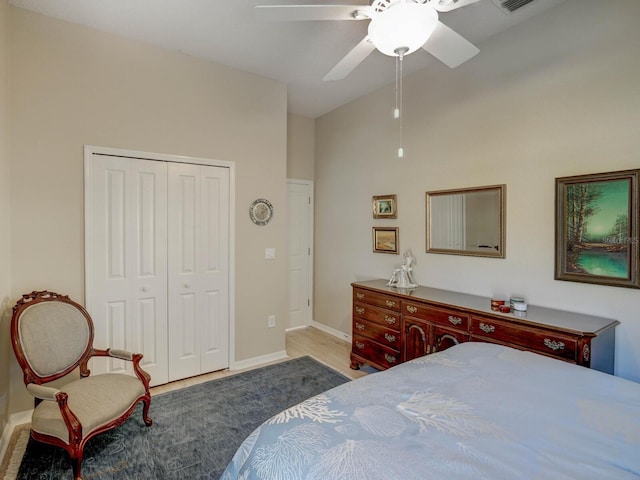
[{"xmin": 9, "ymin": 0, "xmax": 568, "ymax": 118}]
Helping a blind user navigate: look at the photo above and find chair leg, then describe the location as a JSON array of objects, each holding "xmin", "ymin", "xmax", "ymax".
[
  {"xmin": 71, "ymin": 450, "xmax": 83, "ymax": 480},
  {"xmin": 142, "ymin": 397, "xmax": 153, "ymax": 426}
]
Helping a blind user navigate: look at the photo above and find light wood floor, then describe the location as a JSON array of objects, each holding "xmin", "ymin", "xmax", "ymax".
[
  {"xmin": 285, "ymin": 326, "xmax": 368, "ymax": 380},
  {"xmin": 0, "ymin": 326, "xmax": 365, "ymax": 478},
  {"xmin": 151, "ymin": 325, "xmax": 367, "ymax": 396}
]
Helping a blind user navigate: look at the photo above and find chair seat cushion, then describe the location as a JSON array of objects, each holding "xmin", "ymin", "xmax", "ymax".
[{"xmin": 31, "ymin": 373, "xmax": 146, "ymax": 443}]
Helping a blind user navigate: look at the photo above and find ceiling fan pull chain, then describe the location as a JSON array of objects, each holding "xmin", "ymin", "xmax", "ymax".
[
  {"xmin": 397, "ymin": 51, "xmax": 405, "ymax": 158},
  {"xmin": 394, "ymin": 54, "xmax": 400, "ymax": 120}
]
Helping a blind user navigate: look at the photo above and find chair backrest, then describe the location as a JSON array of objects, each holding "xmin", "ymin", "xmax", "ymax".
[{"xmin": 11, "ymin": 291, "xmax": 94, "ymax": 385}]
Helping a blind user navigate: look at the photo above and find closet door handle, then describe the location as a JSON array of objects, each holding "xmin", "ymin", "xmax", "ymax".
[
  {"xmin": 141, "ymin": 286, "xmax": 149, "ymax": 293},
  {"xmin": 184, "ymin": 283, "xmax": 191, "ymax": 289}
]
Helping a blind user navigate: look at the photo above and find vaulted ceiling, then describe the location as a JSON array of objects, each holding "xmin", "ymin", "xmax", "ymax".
[{"xmin": 9, "ymin": 0, "xmax": 569, "ymax": 118}]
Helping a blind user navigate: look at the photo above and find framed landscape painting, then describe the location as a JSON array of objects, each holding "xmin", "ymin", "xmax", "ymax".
[
  {"xmin": 373, "ymin": 227, "xmax": 399, "ymax": 254},
  {"xmin": 372, "ymin": 195, "xmax": 397, "ymax": 219},
  {"xmin": 555, "ymin": 169, "xmax": 639, "ymax": 288}
]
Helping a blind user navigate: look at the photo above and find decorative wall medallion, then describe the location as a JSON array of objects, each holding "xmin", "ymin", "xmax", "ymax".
[{"xmin": 249, "ymin": 198, "xmax": 273, "ymax": 226}]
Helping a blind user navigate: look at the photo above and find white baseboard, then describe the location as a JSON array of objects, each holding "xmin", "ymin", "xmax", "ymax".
[
  {"xmin": 312, "ymin": 321, "xmax": 352, "ymax": 343},
  {"xmin": 230, "ymin": 350, "xmax": 288, "ymax": 371},
  {"xmin": 0, "ymin": 410, "xmax": 31, "ymax": 468},
  {"xmin": 284, "ymin": 324, "xmax": 309, "ymax": 332}
]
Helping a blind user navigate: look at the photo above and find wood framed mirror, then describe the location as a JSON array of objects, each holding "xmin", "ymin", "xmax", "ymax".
[{"xmin": 426, "ymin": 184, "xmax": 506, "ymax": 258}]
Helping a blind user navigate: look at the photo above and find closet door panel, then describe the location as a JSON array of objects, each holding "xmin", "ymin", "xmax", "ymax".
[
  {"xmin": 168, "ymin": 164, "xmax": 201, "ymax": 380},
  {"xmin": 168, "ymin": 163, "xmax": 230, "ymax": 380},
  {"xmin": 177, "ymin": 292, "xmax": 198, "ymax": 360},
  {"xmin": 199, "ymin": 166, "xmax": 230, "ymax": 373},
  {"xmin": 133, "ymin": 164, "xmax": 169, "ymax": 381},
  {"xmin": 106, "ymin": 169, "xmax": 126, "ymax": 279},
  {"xmin": 91, "ymin": 156, "xmax": 131, "ymax": 369},
  {"xmin": 178, "ymin": 174, "xmax": 198, "ymax": 274},
  {"xmin": 89, "ymin": 156, "xmax": 169, "ymax": 386},
  {"xmin": 201, "ymin": 290, "xmax": 222, "ymax": 364},
  {"xmin": 138, "ymin": 297, "xmax": 161, "ymax": 373},
  {"xmin": 106, "ymin": 300, "xmax": 127, "ymax": 374}
]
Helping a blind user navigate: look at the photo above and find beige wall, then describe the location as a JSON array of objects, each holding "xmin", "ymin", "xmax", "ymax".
[
  {"xmin": 0, "ymin": 0, "xmax": 10, "ymax": 431},
  {"xmin": 315, "ymin": 0, "xmax": 640, "ymax": 381},
  {"xmin": 6, "ymin": 7, "xmax": 288, "ymax": 414},
  {"xmin": 287, "ymin": 113, "xmax": 315, "ymax": 180}
]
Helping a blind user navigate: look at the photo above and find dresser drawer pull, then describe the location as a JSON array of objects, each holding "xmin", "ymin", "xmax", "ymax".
[
  {"xmin": 355, "ymin": 341, "xmax": 365, "ymax": 350},
  {"xmin": 356, "ymin": 292, "xmax": 365, "ymax": 300},
  {"xmin": 544, "ymin": 339, "xmax": 565, "ymax": 351},
  {"xmin": 384, "ymin": 315, "xmax": 397, "ymax": 325},
  {"xmin": 406, "ymin": 305, "xmax": 418, "ymax": 314},
  {"xmin": 384, "ymin": 333, "xmax": 397, "ymax": 343},
  {"xmin": 479, "ymin": 323, "xmax": 495, "ymax": 334},
  {"xmin": 385, "ymin": 354, "xmax": 397, "ymax": 364},
  {"xmin": 355, "ymin": 306, "xmax": 365, "ymax": 315},
  {"xmin": 448, "ymin": 315, "xmax": 463, "ymax": 326},
  {"xmin": 355, "ymin": 322, "xmax": 365, "ymax": 331},
  {"xmin": 386, "ymin": 300, "xmax": 396, "ymax": 308}
]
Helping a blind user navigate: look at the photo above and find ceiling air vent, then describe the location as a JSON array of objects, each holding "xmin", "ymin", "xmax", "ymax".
[{"xmin": 492, "ymin": 0, "xmax": 538, "ymax": 14}]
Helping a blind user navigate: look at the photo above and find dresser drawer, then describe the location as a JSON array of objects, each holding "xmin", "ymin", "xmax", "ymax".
[
  {"xmin": 353, "ymin": 288, "xmax": 401, "ymax": 312},
  {"xmin": 402, "ymin": 301, "xmax": 469, "ymax": 330},
  {"xmin": 470, "ymin": 316, "xmax": 577, "ymax": 361},
  {"xmin": 353, "ymin": 302, "xmax": 401, "ymax": 331},
  {"xmin": 353, "ymin": 318, "xmax": 401, "ymax": 349},
  {"xmin": 352, "ymin": 334, "xmax": 401, "ymax": 369}
]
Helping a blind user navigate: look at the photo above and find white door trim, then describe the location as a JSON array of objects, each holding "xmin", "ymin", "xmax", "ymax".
[
  {"xmin": 286, "ymin": 178, "xmax": 314, "ymax": 329},
  {"xmin": 83, "ymin": 145, "xmax": 236, "ymax": 371}
]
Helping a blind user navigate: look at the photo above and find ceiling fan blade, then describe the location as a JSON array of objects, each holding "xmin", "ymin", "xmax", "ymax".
[
  {"xmin": 254, "ymin": 5, "xmax": 372, "ymax": 22},
  {"xmin": 422, "ymin": 21, "xmax": 479, "ymax": 68},
  {"xmin": 429, "ymin": 0, "xmax": 482, "ymax": 12},
  {"xmin": 323, "ymin": 36, "xmax": 376, "ymax": 81}
]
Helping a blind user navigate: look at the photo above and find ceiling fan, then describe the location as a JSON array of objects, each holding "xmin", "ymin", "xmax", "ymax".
[{"xmin": 255, "ymin": 0, "xmax": 481, "ymax": 81}]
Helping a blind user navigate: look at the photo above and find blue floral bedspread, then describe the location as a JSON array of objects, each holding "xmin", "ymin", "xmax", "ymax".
[{"xmin": 221, "ymin": 342, "xmax": 640, "ymax": 480}]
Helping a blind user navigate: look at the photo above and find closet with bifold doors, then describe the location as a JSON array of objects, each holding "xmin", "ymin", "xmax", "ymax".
[{"xmin": 85, "ymin": 147, "xmax": 231, "ymax": 386}]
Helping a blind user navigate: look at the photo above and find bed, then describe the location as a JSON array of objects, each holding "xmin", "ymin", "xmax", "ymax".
[{"xmin": 221, "ymin": 342, "xmax": 640, "ymax": 480}]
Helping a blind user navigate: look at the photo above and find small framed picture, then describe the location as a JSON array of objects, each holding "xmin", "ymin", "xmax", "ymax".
[
  {"xmin": 373, "ymin": 227, "xmax": 399, "ymax": 254},
  {"xmin": 555, "ymin": 169, "xmax": 639, "ymax": 288},
  {"xmin": 373, "ymin": 194, "xmax": 397, "ymax": 219}
]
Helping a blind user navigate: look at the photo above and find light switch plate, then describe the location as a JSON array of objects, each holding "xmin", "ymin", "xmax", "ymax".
[{"xmin": 265, "ymin": 248, "xmax": 276, "ymax": 259}]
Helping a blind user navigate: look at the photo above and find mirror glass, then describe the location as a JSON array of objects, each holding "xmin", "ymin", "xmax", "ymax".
[{"xmin": 426, "ymin": 184, "xmax": 506, "ymax": 258}]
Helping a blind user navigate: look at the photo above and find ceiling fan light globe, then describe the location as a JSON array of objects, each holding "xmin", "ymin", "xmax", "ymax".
[{"xmin": 368, "ymin": 2, "xmax": 438, "ymax": 57}]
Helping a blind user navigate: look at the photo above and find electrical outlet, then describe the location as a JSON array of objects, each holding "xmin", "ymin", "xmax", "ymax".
[{"xmin": 267, "ymin": 315, "xmax": 276, "ymax": 328}]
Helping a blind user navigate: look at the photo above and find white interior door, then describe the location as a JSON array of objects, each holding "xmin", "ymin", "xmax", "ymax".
[
  {"xmin": 168, "ymin": 163, "xmax": 230, "ymax": 381},
  {"xmin": 287, "ymin": 180, "xmax": 313, "ymax": 329},
  {"xmin": 87, "ymin": 155, "xmax": 169, "ymax": 385}
]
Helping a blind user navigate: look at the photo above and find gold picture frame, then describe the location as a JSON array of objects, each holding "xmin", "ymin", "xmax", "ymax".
[
  {"xmin": 555, "ymin": 169, "xmax": 639, "ymax": 288},
  {"xmin": 372, "ymin": 194, "xmax": 397, "ymax": 219},
  {"xmin": 373, "ymin": 227, "xmax": 399, "ymax": 254}
]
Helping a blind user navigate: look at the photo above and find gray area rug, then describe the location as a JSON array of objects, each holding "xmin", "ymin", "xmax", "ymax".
[{"xmin": 16, "ymin": 356, "xmax": 350, "ymax": 480}]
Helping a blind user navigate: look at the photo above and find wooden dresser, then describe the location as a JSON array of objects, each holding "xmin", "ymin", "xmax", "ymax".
[{"xmin": 351, "ymin": 279, "xmax": 619, "ymax": 374}]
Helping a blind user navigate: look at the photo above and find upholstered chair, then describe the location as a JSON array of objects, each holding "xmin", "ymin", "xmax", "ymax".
[{"xmin": 10, "ymin": 290, "xmax": 152, "ymax": 480}]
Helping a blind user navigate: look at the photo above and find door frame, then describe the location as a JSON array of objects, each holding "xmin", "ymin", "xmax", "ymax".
[
  {"xmin": 286, "ymin": 178, "xmax": 314, "ymax": 329},
  {"xmin": 84, "ymin": 145, "xmax": 236, "ymax": 370}
]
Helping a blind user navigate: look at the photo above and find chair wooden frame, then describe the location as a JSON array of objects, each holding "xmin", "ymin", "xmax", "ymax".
[{"xmin": 11, "ymin": 290, "xmax": 152, "ymax": 480}]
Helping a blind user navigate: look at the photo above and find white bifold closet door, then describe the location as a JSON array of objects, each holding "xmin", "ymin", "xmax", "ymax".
[
  {"xmin": 87, "ymin": 153, "xmax": 229, "ymax": 386},
  {"xmin": 167, "ymin": 162, "xmax": 229, "ymax": 381},
  {"xmin": 88, "ymin": 155, "xmax": 169, "ymax": 385}
]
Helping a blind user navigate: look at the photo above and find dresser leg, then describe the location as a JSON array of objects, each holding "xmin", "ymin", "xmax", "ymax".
[{"xmin": 350, "ymin": 356, "xmax": 361, "ymax": 370}]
